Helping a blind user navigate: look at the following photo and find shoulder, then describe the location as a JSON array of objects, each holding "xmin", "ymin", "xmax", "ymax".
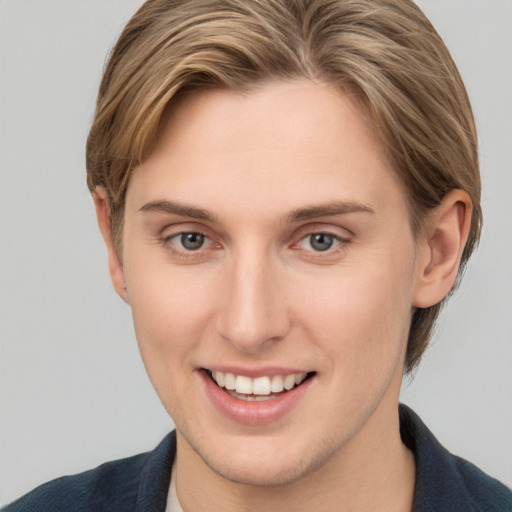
[
  {"xmin": 3, "ymin": 432, "xmax": 176, "ymax": 512},
  {"xmin": 399, "ymin": 404, "xmax": 512, "ymax": 512}
]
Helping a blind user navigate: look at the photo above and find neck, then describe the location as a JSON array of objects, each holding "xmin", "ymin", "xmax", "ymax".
[{"xmin": 175, "ymin": 399, "xmax": 415, "ymax": 511}]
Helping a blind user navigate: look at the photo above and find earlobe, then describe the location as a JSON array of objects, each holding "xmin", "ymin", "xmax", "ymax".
[
  {"xmin": 92, "ymin": 187, "xmax": 129, "ymax": 304},
  {"xmin": 413, "ymin": 190, "xmax": 472, "ymax": 308}
]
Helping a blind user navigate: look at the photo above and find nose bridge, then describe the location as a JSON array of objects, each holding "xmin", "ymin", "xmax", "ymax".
[{"xmin": 216, "ymin": 244, "xmax": 289, "ymax": 352}]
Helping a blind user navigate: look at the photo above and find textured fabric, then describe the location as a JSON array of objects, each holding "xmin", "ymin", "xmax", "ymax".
[
  {"xmin": 3, "ymin": 434, "xmax": 175, "ymax": 512},
  {"xmin": 399, "ymin": 405, "xmax": 512, "ymax": 511},
  {"xmin": 4, "ymin": 406, "xmax": 512, "ymax": 511}
]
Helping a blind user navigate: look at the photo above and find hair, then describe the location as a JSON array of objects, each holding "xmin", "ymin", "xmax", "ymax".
[{"xmin": 86, "ymin": 0, "xmax": 482, "ymax": 373}]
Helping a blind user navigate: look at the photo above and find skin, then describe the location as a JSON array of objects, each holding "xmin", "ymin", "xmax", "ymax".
[{"xmin": 94, "ymin": 80, "xmax": 471, "ymax": 511}]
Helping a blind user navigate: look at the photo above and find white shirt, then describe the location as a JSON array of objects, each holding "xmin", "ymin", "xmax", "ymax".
[{"xmin": 165, "ymin": 460, "xmax": 185, "ymax": 512}]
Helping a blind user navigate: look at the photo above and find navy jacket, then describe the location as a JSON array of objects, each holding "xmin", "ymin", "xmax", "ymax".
[{"xmin": 4, "ymin": 405, "xmax": 512, "ymax": 511}]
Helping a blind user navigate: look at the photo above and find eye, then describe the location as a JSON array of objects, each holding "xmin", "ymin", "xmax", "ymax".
[
  {"xmin": 296, "ymin": 232, "xmax": 345, "ymax": 253},
  {"xmin": 171, "ymin": 232, "xmax": 206, "ymax": 251},
  {"xmin": 308, "ymin": 233, "xmax": 337, "ymax": 252},
  {"xmin": 159, "ymin": 228, "xmax": 220, "ymax": 262}
]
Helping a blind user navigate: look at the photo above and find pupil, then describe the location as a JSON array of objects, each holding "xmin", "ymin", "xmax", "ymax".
[
  {"xmin": 310, "ymin": 233, "xmax": 333, "ymax": 251},
  {"xmin": 181, "ymin": 232, "xmax": 204, "ymax": 250}
]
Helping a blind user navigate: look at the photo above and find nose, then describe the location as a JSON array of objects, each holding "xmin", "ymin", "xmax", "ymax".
[{"xmin": 215, "ymin": 250, "xmax": 291, "ymax": 353}]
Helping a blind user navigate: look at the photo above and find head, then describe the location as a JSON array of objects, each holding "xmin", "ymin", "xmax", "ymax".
[
  {"xmin": 87, "ymin": 1, "xmax": 482, "ymax": 490},
  {"xmin": 86, "ymin": 0, "xmax": 481, "ymax": 375}
]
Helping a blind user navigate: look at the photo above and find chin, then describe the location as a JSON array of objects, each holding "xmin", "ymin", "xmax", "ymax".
[
  {"xmin": 204, "ymin": 455, "xmax": 312, "ymax": 487},
  {"xmin": 186, "ymin": 430, "xmax": 341, "ymax": 488}
]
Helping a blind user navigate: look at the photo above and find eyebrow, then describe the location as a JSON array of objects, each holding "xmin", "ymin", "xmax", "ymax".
[
  {"xmin": 139, "ymin": 200, "xmax": 217, "ymax": 222},
  {"xmin": 138, "ymin": 199, "xmax": 374, "ymax": 223},
  {"xmin": 287, "ymin": 201, "xmax": 375, "ymax": 222}
]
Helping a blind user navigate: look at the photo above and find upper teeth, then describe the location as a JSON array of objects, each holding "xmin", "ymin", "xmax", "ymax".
[{"xmin": 210, "ymin": 371, "xmax": 308, "ymax": 395}]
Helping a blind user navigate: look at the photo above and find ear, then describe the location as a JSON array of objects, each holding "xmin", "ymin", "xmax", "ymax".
[
  {"xmin": 413, "ymin": 189, "xmax": 472, "ymax": 308},
  {"xmin": 92, "ymin": 187, "xmax": 129, "ymax": 303}
]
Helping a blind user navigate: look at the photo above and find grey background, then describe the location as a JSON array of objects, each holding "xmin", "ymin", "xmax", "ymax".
[{"xmin": 1, "ymin": 0, "xmax": 511, "ymax": 505}]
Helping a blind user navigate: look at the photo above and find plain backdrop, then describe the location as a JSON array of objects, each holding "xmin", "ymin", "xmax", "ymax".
[{"xmin": 1, "ymin": 0, "xmax": 511, "ymax": 505}]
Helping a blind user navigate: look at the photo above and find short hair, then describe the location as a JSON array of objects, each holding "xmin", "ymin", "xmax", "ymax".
[{"xmin": 86, "ymin": 0, "xmax": 482, "ymax": 373}]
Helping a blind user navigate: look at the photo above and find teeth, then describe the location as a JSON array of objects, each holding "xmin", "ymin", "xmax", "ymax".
[
  {"xmin": 295, "ymin": 373, "xmax": 306, "ymax": 385},
  {"xmin": 214, "ymin": 371, "xmax": 224, "ymax": 388},
  {"xmin": 283, "ymin": 374, "xmax": 296, "ymax": 390},
  {"xmin": 235, "ymin": 375, "xmax": 253, "ymax": 394},
  {"xmin": 210, "ymin": 370, "xmax": 308, "ymax": 396},
  {"xmin": 270, "ymin": 375, "xmax": 284, "ymax": 393},
  {"xmin": 224, "ymin": 373, "xmax": 236, "ymax": 390},
  {"xmin": 253, "ymin": 376, "xmax": 271, "ymax": 395}
]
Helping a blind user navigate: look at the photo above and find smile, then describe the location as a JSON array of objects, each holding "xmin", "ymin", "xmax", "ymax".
[
  {"xmin": 208, "ymin": 370, "xmax": 311, "ymax": 401},
  {"xmin": 200, "ymin": 368, "xmax": 316, "ymax": 424}
]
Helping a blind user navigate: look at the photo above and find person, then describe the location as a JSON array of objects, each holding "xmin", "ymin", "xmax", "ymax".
[{"xmin": 4, "ymin": 0, "xmax": 511, "ymax": 510}]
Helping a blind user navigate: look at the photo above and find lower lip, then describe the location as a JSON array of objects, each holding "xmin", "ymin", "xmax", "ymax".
[{"xmin": 199, "ymin": 370, "xmax": 314, "ymax": 425}]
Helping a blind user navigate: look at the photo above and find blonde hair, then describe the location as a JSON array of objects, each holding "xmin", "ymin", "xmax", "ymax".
[{"xmin": 86, "ymin": 0, "xmax": 481, "ymax": 372}]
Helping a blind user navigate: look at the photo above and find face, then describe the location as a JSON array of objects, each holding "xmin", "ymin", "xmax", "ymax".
[{"xmin": 120, "ymin": 80, "xmax": 424, "ymax": 485}]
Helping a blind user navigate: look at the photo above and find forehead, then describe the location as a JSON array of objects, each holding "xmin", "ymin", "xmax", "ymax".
[{"xmin": 127, "ymin": 80, "xmax": 407, "ymax": 221}]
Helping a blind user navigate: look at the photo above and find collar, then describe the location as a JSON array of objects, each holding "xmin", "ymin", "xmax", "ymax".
[{"xmin": 134, "ymin": 406, "xmax": 511, "ymax": 511}]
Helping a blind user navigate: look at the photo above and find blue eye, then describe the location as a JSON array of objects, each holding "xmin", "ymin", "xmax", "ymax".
[
  {"xmin": 294, "ymin": 231, "xmax": 346, "ymax": 254},
  {"xmin": 160, "ymin": 230, "xmax": 220, "ymax": 261},
  {"xmin": 177, "ymin": 232, "xmax": 205, "ymax": 250},
  {"xmin": 308, "ymin": 233, "xmax": 336, "ymax": 251}
]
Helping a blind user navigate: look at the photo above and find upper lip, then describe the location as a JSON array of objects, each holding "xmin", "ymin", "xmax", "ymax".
[{"xmin": 200, "ymin": 366, "xmax": 312, "ymax": 378}]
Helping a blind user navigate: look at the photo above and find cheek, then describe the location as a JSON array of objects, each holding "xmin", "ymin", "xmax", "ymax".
[
  {"xmin": 125, "ymin": 260, "xmax": 219, "ymax": 360},
  {"xmin": 295, "ymin": 258, "xmax": 415, "ymax": 370},
  {"xmin": 124, "ymin": 262, "xmax": 222, "ymax": 420}
]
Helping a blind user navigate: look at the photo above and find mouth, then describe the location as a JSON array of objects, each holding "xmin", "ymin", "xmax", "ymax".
[{"xmin": 204, "ymin": 369, "xmax": 315, "ymax": 402}]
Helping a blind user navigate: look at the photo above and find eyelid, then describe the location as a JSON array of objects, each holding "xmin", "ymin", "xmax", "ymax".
[
  {"xmin": 157, "ymin": 222, "xmax": 351, "ymax": 259},
  {"xmin": 166, "ymin": 231, "xmax": 207, "ymax": 250},
  {"xmin": 158, "ymin": 219, "xmax": 223, "ymax": 243},
  {"xmin": 158, "ymin": 219, "xmax": 211, "ymax": 235},
  {"xmin": 295, "ymin": 232, "xmax": 344, "ymax": 251},
  {"xmin": 158, "ymin": 223, "xmax": 222, "ymax": 261},
  {"xmin": 291, "ymin": 222, "xmax": 352, "ymax": 241},
  {"xmin": 162, "ymin": 229, "xmax": 216, "ymax": 246},
  {"xmin": 289, "ymin": 223, "xmax": 352, "ymax": 257}
]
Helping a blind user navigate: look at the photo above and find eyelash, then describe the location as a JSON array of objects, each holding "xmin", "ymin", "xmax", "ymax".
[
  {"xmin": 293, "ymin": 232, "xmax": 348, "ymax": 254},
  {"xmin": 160, "ymin": 231, "xmax": 215, "ymax": 260},
  {"xmin": 159, "ymin": 229, "xmax": 350, "ymax": 260}
]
